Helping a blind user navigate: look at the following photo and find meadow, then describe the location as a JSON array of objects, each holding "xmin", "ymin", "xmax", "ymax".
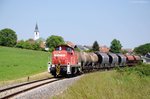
[
  {"xmin": 0, "ymin": 46, "xmax": 50, "ymax": 81},
  {"xmin": 54, "ymin": 64, "xmax": 150, "ymax": 99}
]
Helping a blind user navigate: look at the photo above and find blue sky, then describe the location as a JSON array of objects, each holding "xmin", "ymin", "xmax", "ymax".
[{"xmin": 0, "ymin": 0, "xmax": 150, "ymax": 48}]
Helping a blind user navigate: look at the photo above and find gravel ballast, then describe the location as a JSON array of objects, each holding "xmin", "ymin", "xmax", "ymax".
[{"xmin": 12, "ymin": 75, "xmax": 82, "ymax": 99}]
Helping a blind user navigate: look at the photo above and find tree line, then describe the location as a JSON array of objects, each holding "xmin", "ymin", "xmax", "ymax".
[
  {"xmin": 92, "ymin": 40, "xmax": 150, "ymax": 55},
  {"xmin": 0, "ymin": 28, "xmax": 149, "ymax": 55},
  {"xmin": 91, "ymin": 39, "xmax": 122, "ymax": 53},
  {"xmin": 0, "ymin": 28, "xmax": 65, "ymax": 51}
]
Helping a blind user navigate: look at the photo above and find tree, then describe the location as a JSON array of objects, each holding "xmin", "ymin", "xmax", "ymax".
[
  {"xmin": 0, "ymin": 28, "xmax": 17, "ymax": 47},
  {"xmin": 110, "ymin": 39, "xmax": 122, "ymax": 53},
  {"xmin": 92, "ymin": 41, "xmax": 99, "ymax": 51},
  {"xmin": 46, "ymin": 35, "xmax": 65, "ymax": 52},
  {"xmin": 134, "ymin": 43, "xmax": 150, "ymax": 55}
]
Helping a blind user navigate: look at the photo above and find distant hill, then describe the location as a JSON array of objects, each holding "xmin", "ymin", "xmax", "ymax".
[{"xmin": 0, "ymin": 46, "xmax": 50, "ymax": 81}]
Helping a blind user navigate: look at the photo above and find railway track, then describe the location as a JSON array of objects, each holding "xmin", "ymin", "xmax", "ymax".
[
  {"xmin": 0, "ymin": 77, "xmax": 63, "ymax": 99},
  {"xmin": 0, "ymin": 69, "xmax": 119, "ymax": 99}
]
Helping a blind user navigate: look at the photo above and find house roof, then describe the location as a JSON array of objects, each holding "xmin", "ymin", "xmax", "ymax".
[{"xmin": 66, "ymin": 41, "xmax": 75, "ymax": 48}]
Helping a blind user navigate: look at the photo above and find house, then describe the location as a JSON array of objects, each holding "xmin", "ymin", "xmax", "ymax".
[
  {"xmin": 145, "ymin": 53, "xmax": 150, "ymax": 58},
  {"xmin": 99, "ymin": 45, "xmax": 110, "ymax": 53},
  {"xmin": 121, "ymin": 48, "xmax": 133, "ymax": 54}
]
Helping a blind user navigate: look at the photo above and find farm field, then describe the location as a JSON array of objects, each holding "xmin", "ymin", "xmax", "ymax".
[
  {"xmin": 54, "ymin": 64, "xmax": 150, "ymax": 99},
  {"xmin": 0, "ymin": 46, "xmax": 50, "ymax": 81}
]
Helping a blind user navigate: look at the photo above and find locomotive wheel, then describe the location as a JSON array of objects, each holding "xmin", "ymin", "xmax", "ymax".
[{"xmin": 71, "ymin": 67, "xmax": 76, "ymax": 77}]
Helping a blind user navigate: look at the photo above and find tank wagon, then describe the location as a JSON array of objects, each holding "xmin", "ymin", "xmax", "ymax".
[{"xmin": 48, "ymin": 45, "xmax": 141, "ymax": 77}]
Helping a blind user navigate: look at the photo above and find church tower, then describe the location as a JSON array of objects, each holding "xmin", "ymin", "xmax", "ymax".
[{"xmin": 34, "ymin": 23, "xmax": 40, "ymax": 40}]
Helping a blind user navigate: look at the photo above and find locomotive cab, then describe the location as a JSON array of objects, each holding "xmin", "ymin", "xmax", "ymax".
[
  {"xmin": 52, "ymin": 45, "xmax": 76, "ymax": 65},
  {"xmin": 48, "ymin": 45, "xmax": 79, "ymax": 77}
]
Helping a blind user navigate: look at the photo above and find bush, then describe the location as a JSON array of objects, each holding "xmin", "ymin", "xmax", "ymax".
[
  {"xmin": 134, "ymin": 64, "xmax": 150, "ymax": 76},
  {"xmin": 16, "ymin": 40, "xmax": 25, "ymax": 48},
  {"xmin": 23, "ymin": 41, "xmax": 33, "ymax": 49},
  {"xmin": 117, "ymin": 64, "xmax": 150, "ymax": 77},
  {"xmin": 32, "ymin": 42, "xmax": 40, "ymax": 50},
  {"xmin": 16, "ymin": 40, "xmax": 41, "ymax": 51}
]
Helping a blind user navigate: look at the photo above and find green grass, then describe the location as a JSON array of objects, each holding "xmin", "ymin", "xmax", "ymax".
[
  {"xmin": 0, "ymin": 46, "xmax": 50, "ymax": 81},
  {"xmin": 54, "ymin": 65, "xmax": 150, "ymax": 99}
]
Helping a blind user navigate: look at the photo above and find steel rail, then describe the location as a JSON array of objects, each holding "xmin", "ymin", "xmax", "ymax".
[
  {"xmin": 0, "ymin": 77, "xmax": 63, "ymax": 99},
  {"xmin": 0, "ymin": 77, "xmax": 54, "ymax": 92}
]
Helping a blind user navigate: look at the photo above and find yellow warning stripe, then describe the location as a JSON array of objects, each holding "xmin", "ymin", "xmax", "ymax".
[{"xmin": 56, "ymin": 65, "xmax": 60, "ymax": 75}]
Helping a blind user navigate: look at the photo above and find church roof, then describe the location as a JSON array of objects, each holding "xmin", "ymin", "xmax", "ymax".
[{"xmin": 34, "ymin": 23, "xmax": 39, "ymax": 32}]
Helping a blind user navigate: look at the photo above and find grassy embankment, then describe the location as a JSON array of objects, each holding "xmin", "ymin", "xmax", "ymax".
[
  {"xmin": 54, "ymin": 64, "xmax": 150, "ymax": 99},
  {"xmin": 0, "ymin": 46, "xmax": 51, "ymax": 85}
]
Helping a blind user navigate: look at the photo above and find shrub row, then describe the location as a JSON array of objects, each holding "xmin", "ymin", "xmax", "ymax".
[
  {"xmin": 16, "ymin": 40, "xmax": 44, "ymax": 51},
  {"xmin": 117, "ymin": 63, "xmax": 150, "ymax": 77}
]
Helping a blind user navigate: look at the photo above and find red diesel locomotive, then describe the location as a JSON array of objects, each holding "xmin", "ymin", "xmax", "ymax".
[
  {"xmin": 48, "ymin": 45, "xmax": 80, "ymax": 77},
  {"xmin": 48, "ymin": 45, "xmax": 141, "ymax": 77}
]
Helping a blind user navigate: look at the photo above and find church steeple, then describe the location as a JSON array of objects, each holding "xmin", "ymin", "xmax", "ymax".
[
  {"xmin": 35, "ymin": 23, "xmax": 39, "ymax": 32},
  {"xmin": 34, "ymin": 23, "xmax": 40, "ymax": 40}
]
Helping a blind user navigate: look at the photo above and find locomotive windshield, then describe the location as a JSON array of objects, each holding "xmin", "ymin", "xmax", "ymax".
[
  {"xmin": 66, "ymin": 47, "xmax": 72, "ymax": 52},
  {"xmin": 55, "ymin": 46, "xmax": 62, "ymax": 51},
  {"xmin": 55, "ymin": 45, "xmax": 73, "ymax": 52}
]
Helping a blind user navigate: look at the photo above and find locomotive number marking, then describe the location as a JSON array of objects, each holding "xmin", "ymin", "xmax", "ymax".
[{"xmin": 54, "ymin": 54, "xmax": 65, "ymax": 57}]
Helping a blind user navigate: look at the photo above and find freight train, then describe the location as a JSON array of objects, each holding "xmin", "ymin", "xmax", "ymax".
[{"xmin": 48, "ymin": 45, "xmax": 141, "ymax": 77}]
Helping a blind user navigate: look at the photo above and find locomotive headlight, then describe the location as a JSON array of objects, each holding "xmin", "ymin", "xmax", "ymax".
[
  {"xmin": 48, "ymin": 62, "xmax": 51, "ymax": 66},
  {"xmin": 48, "ymin": 62, "xmax": 51, "ymax": 73}
]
